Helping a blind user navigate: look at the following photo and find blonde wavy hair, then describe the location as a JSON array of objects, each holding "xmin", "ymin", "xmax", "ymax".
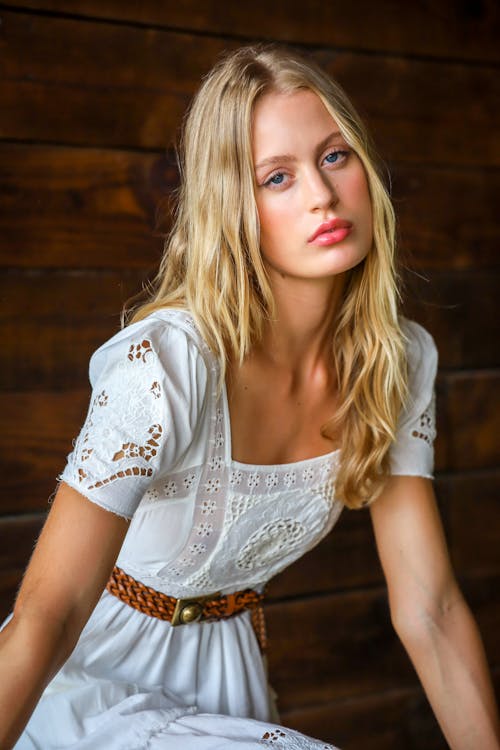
[{"xmin": 128, "ymin": 44, "xmax": 409, "ymax": 509}]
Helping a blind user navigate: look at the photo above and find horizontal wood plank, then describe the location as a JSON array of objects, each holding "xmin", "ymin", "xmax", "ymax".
[
  {"xmin": 0, "ymin": 514, "xmax": 45, "ymax": 570},
  {"xmin": 1, "ymin": 143, "xmax": 498, "ymax": 271},
  {"xmin": 402, "ymin": 270, "xmax": 500, "ymax": 370},
  {"xmin": 1, "ymin": 12, "xmax": 498, "ymax": 165},
  {"xmin": 1, "ymin": 5, "xmax": 498, "ymax": 735},
  {"xmin": 443, "ymin": 371, "xmax": 500, "ymax": 471},
  {"xmin": 1, "ymin": 272, "xmax": 498, "ymax": 395},
  {"xmin": 0, "ymin": 144, "xmax": 172, "ymax": 268},
  {"xmin": 393, "ymin": 167, "xmax": 500, "ymax": 272},
  {"xmin": 0, "ymin": 390, "xmax": 90, "ymax": 514},
  {"xmin": 0, "ymin": 271, "xmax": 143, "ymax": 390},
  {"xmin": 281, "ymin": 687, "xmax": 443, "ymax": 749},
  {"xmin": 1, "ymin": 11, "xmax": 229, "ymax": 148},
  {"xmin": 444, "ymin": 472, "xmax": 500, "ymax": 575},
  {"xmin": 283, "ymin": 671, "xmax": 499, "ymax": 748},
  {"xmin": 5, "ymin": 0, "xmax": 500, "ymax": 63},
  {"xmin": 265, "ymin": 575, "xmax": 499, "ymax": 710},
  {"xmin": 0, "ymin": 514, "xmax": 45, "ymax": 617},
  {"xmin": 2, "ymin": 469, "xmax": 493, "ymax": 595},
  {"xmin": 1, "ymin": 548, "xmax": 496, "ymax": 735},
  {"xmin": 266, "ymin": 587, "xmax": 416, "ymax": 710}
]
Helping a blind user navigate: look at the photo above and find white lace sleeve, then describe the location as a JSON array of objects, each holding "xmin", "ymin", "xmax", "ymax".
[
  {"xmin": 59, "ymin": 317, "xmax": 209, "ymax": 518},
  {"xmin": 389, "ymin": 319, "xmax": 438, "ymax": 479}
]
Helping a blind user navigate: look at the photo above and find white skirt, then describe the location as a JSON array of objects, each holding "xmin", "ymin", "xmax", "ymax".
[{"xmin": 14, "ymin": 590, "xmax": 339, "ymax": 749}]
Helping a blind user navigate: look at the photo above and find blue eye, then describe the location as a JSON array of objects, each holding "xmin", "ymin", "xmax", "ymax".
[
  {"xmin": 324, "ymin": 149, "xmax": 349, "ymax": 166},
  {"xmin": 269, "ymin": 173, "xmax": 285, "ymax": 185}
]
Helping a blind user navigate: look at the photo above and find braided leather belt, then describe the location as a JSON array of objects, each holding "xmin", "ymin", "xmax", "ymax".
[{"xmin": 106, "ymin": 566, "xmax": 267, "ymax": 651}]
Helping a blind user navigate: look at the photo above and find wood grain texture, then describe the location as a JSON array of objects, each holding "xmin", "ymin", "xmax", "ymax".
[
  {"xmin": 281, "ymin": 687, "xmax": 443, "ymax": 749},
  {"xmin": 0, "ymin": 390, "xmax": 89, "ymax": 514},
  {"xmin": 5, "ymin": 0, "xmax": 500, "ymax": 63},
  {"xmin": 445, "ymin": 471, "xmax": 500, "ymax": 575},
  {"xmin": 393, "ymin": 167, "xmax": 500, "ymax": 272},
  {"xmin": 266, "ymin": 574, "xmax": 499, "ymax": 711},
  {"xmin": 283, "ymin": 669, "xmax": 499, "ymax": 748},
  {"xmin": 1, "ymin": 12, "xmax": 499, "ymax": 164},
  {"xmin": 0, "ymin": 5, "xmax": 498, "ymax": 742},
  {"xmin": 0, "ymin": 144, "xmax": 172, "ymax": 268},
  {"xmin": 1, "ymin": 143, "xmax": 499, "ymax": 271},
  {"xmin": 402, "ymin": 270, "xmax": 500, "ymax": 369},
  {"xmin": 0, "ymin": 502, "xmax": 497, "ymax": 693},
  {"xmin": 0, "ymin": 11, "xmax": 230, "ymax": 148},
  {"xmin": 443, "ymin": 371, "xmax": 500, "ymax": 470},
  {"xmin": 0, "ymin": 382, "xmax": 442, "ymax": 514},
  {"xmin": 0, "ymin": 513, "xmax": 45, "ymax": 569},
  {"xmin": 0, "ymin": 271, "xmax": 143, "ymax": 390},
  {"xmin": 313, "ymin": 50, "xmax": 500, "ymax": 167},
  {"xmin": 1, "ymin": 272, "xmax": 497, "ymax": 395},
  {"xmin": 266, "ymin": 587, "xmax": 416, "ymax": 710},
  {"xmin": 0, "ymin": 514, "xmax": 45, "ymax": 618}
]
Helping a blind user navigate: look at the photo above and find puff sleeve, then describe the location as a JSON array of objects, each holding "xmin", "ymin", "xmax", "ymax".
[
  {"xmin": 389, "ymin": 319, "xmax": 438, "ymax": 478},
  {"xmin": 59, "ymin": 316, "xmax": 209, "ymax": 519}
]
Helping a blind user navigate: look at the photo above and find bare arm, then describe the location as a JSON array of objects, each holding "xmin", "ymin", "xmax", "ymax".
[
  {"xmin": 0, "ymin": 482, "xmax": 129, "ymax": 748},
  {"xmin": 370, "ymin": 475, "xmax": 499, "ymax": 749}
]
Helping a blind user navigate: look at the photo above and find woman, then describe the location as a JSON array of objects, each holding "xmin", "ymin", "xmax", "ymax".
[{"xmin": 1, "ymin": 45, "xmax": 498, "ymax": 749}]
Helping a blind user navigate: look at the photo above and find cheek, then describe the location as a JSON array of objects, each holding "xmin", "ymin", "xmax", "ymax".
[
  {"xmin": 346, "ymin": 168, "xmax": 371, "ymax": 208},
  {"xmin": 346, "ymin": 170, "xmax": 373, "ymax": 237},
  {"xmin": 257, "ymin": 197, "xmax": 292, "ymax": 242}
]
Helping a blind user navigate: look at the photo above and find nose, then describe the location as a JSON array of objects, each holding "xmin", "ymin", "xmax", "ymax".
[{"xmin": 304, "ymin": 167, "xmax": 338, "ymax": 211}]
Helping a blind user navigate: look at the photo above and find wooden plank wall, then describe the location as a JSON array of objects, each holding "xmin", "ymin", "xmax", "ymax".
[{"xmin": 1, "ymin": 2, "xmax": 499, "ymax": 747}]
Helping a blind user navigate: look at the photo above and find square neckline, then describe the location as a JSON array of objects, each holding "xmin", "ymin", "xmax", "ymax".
[
  {"xmin": 220, "ymin": 377, "xmax": 340, "ymax": 471},
  {"xmin": 153, "ymin": 307, "xmax": 341, "ymax": 470}
]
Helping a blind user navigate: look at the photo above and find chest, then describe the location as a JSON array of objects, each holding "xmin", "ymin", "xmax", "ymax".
[{"xmin": 226, "ymin": 364, "xmax": 339, "ymax": 465}]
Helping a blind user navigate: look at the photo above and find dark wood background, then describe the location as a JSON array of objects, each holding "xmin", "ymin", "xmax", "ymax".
[{"xmin": 1, "ymin": 2, "xmax": 499, "ymax": 747}]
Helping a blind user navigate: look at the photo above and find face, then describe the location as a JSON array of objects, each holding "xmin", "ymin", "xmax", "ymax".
[{"xmin": 252, "ymin": 89, "xmax": 373, "ymax": 287}]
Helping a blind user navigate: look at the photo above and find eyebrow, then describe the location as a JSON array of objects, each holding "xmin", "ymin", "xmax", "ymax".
[{"xmin": 254, "ymin": 130, "xmax": 344, "ymax": 171}]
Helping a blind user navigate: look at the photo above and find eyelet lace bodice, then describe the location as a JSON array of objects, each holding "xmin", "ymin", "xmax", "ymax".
[{"xmin": 60, "ymin": 309, "xmax": 437, "ymax": 598}]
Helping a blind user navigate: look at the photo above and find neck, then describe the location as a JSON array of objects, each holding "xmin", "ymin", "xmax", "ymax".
[{"xmin": 258, "ymin": 271, "xmax": 347, "ymax": 377}]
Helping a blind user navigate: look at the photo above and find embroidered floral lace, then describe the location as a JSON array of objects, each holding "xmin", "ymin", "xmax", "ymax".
[{"xmin": 60, "ymin": 310, "xmax": 437, "ymax": 599}]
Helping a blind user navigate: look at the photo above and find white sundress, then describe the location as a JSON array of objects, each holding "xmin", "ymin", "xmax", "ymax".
[{"xmin": 13, "ymin": 308, "xmax": 437, "ymax": 749}]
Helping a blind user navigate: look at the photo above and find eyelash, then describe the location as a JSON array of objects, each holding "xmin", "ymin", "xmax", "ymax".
[
  {"xmin": 262, "ymin": 149, "xmax": 350, "ymax": 189},
  {"xmin": 324, "ymin": 149, "xmax": 349, "ymax": 166}
]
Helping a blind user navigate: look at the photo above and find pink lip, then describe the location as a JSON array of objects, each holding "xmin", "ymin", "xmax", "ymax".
[{"xmin": 308, "ymin": 218, "xmax": 352, "ymax": 246}]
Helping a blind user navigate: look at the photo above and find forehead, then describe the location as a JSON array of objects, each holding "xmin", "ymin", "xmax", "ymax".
[{"xmin": 251, "ymin": 89, "xmax": 339, "ymax": 160}]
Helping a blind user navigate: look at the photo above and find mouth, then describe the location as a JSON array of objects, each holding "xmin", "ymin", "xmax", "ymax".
[{"xmin": 308, "ymin": 218, "xmax": 353, "ymax": 246}]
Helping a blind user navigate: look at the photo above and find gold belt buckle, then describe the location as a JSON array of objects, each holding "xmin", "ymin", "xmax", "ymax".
[{"xmin": 171, "ymin": 592, "xmax": 221, "ymax": 626}]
